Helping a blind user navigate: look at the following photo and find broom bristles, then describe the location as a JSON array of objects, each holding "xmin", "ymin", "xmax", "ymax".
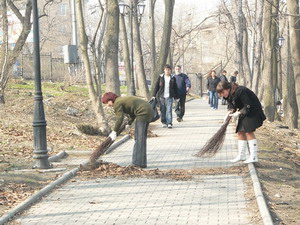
[
  {"xmin": 194, "ymin": 116, "xmax": 231, "ymax": 157},
  {"xmin": 88, "ymin": 123, "xmax": 127, "ymax": 163}
]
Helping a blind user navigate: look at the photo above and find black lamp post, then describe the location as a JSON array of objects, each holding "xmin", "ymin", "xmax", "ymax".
[
  {"xmin": 119, "ymin": 0, "xmax": 146, "ymax": 96},
  {"xmin": 32, "ymin": 0, "xmax": 51, "ymax": 169}
]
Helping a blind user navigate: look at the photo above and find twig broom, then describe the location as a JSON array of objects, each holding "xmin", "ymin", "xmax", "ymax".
[
  {"xmin": 194, "ymin": 116, "xmax": 231, "ymax": 157},
  {"xmin": 80, "ymin": 123, "xmax": 127, "ymax": 171}
]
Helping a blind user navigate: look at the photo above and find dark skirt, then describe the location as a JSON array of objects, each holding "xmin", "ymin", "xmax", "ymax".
[{"xmin": 236, "ymin": 112, "xmax": 266, "ymax": 133}]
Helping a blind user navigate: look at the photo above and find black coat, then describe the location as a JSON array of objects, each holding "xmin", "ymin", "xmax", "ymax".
[
  {"xmin": 226, "ymin": 86, "xmax": 266, "ymax": 133},
  {"xmin": 207, "ymin": 77, "xmax": 221, "ymax": 91},
  {"xmin": 152, "ymin": 74, "xmax": 178, "ymax": 99}
]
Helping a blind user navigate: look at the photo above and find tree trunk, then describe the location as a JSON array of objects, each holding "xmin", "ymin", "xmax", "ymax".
[
  {"xmin": 251, "ymin": 0, "xmax": 264, "ymax": 95},
  {"xmin": 149, "ymin": 0, "xmax": 157, "ymax": 92},
  {"xmin": 262, "ymin": 0, "xmax": 278, "ymax": 121},
  {"xmin": 287, "ymin": 0, "xmax": 300, "ymax": 121},
  {"xmin": 119, "ymin": 15, "xmax": 132, "ymax": 95},
  {"xmin": 153, "ymin": 0, "xmax": 175, "ymax": 81},
  {"xmin": 0, "ymin": 0, "xmax": 32, "ymax": 104},
  {"xmin": 104, "ymin": 0, "xmax": 120, "ymax": 95},
  {"xmin": 283, "ymin": 21, "xmax": 298, "ymax": 129},
  {"xmin": 76, "ymin": 0, "xmax": 109, "ymax": 133},
  {"xmin": 132, "ymin": 0, "xmax": 150, "ymax": 99}
]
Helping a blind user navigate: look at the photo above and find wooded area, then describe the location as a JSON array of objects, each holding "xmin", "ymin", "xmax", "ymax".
[{"xmin": 0, "ymin": 0, "xmax": 299, "ymax": 132}]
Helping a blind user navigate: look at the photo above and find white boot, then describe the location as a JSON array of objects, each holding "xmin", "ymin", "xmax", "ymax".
[
  {"xmin": 244, "ymin": 139, "xmax": 258, "ymax": 163},
  {"xmin": 230, "ymin": 140, "xmax": 247, "ymax": 163}
]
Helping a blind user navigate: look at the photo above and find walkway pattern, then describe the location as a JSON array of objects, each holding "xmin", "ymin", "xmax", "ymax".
[{"xmin": 13, "ymin": 99, "xmax": 256, "ymax": 225}]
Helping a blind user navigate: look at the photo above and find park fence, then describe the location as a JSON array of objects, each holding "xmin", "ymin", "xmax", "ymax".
[{"xmin": 15, "ymin": 53, "xmax": 85, "ymax": 83}]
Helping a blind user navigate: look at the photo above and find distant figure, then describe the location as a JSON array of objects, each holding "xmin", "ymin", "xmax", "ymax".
[
  {"xmin": 174, "ymin": 65, "xmax": 191, "ymax": 122},
  {"xmin": 219, "ymin": 70, "xmax": 228, "ymax": 82},
  {"xmin": 102, "ymin": 92, "xmax": 153, "ymax": 168},
  {"xmin": 230, "ymin": 71, "xmax": 238, "ymax": 83},
  {"xmin": 207, "ymin": 70, "xmax": 221, "ymax": 110},
  {"xmin": 152, "ymin": 64, "xmax": 178, "ymax": 129},
  {"xmin": 217, "ymin": 81, "xmax": 266, "ymax": 164},
  {"xmin": 219, "ymin": 70, "xmax": 228, "ymax": 105}
]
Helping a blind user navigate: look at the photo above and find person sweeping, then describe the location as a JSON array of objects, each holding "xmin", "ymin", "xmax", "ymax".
[
  {"xmin": 102, "ymin": 92, "xmax": 153, "ymax": 168},
  {"xmin": 216, "ymin": 81, "xmax": 266, "ymax": 163}
]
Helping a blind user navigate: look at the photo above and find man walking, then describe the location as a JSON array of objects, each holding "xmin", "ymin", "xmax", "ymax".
[
  {"xmin": 152, "ymin": 64, "xmax": 178, "ymax": 128},
  {"xmin": 174, "ymin": 65, "xmax": 191, "ymax": 122}
]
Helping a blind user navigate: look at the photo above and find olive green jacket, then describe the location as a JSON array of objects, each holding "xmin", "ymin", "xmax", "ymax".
[{"xmin": 113, "ymin": 96, "xmax": 153, "ymax": 132}]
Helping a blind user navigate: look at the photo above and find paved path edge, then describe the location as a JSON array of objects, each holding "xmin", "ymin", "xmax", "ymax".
[
  {"xmin": 0, "ymin": 135, "xmax": 131, "ymax": 225},
  {"xmin": 248, "ymin": 163, "xmax": 274, "ymax": 225}
]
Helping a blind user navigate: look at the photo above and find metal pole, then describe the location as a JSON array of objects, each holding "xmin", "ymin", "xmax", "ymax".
[
  {"xmin": 32, "ymin": 0, "xmax": 51, "ymax": 169},
  {"xmin": 129, "ymin": 1, "xmax": 136, "ymax": 96},
  {"xmin": 70, "ymin": 0, "xmax": 78, "ymax": 46}
]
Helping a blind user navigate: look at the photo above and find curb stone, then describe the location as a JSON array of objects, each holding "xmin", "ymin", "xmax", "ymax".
[
  {"xmin": 0, "ymin": 135, "xmax": 130, "ymax": 225},
  {"xmin": 248, "ymin": 163, "xmax": 274, "ymax": 225}
]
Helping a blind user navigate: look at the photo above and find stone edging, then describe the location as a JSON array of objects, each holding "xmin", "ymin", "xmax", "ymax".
[
  {"xmin": 0, "ymin": 135, "xmax": 131, "ymax": 224},
  {"xmin": 248, "ymin": 163, "xmax": 274, "ymax": 225}
]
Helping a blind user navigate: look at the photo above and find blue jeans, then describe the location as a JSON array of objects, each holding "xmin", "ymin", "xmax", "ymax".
[
  {"xmin": 209, "ymin": 90, "xmax": 218, "ymax": 109},
  {"xmin": 159, "ymin": 97, "xmax": 173, "ymax": 125}
]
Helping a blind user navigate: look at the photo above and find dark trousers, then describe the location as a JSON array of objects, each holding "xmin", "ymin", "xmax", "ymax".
[
  {"xmin": 175, "ymin": 94, "xmax": 186, "ymax": 119},
  {"xmin": 132, "ymin": 120, "xmax": 149, "ymax": 168}
]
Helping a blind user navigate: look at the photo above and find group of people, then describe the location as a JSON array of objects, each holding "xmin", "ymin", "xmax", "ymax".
[
  {"xmin": 101, "ymin": 64, "xmax": 191, "ymax": 168},
  {"xmin": 151, "ymin": 64, "xmax": 191, "ymax": 128},
  {"xmin": 101, "ymin": 66, "xmax": 265, "ymax": 168},
  {"xmin": 207, "ymin": 70, "xmax": 239, "ymax": 109}
]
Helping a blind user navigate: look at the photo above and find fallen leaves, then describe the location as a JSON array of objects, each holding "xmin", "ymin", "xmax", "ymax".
[{"xmin": 78, "ymin": 161, "xmax": 248, "ymax": 181}]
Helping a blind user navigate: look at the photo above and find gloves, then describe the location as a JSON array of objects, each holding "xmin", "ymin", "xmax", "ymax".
[
  {"xmin": 108, "ymin": 131, "xmax": 117, "ymax": 141},
  {"xmin": 125, "ymin": 124, "xmax": 130, "ymax": 130},
  {"xmin": 229, "ymin": 111, "xmax": 241, "ymax": 119}
]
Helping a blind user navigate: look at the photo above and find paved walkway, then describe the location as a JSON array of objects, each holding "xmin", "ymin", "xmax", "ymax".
[{"xmin": 11, "ymin": 99, "xmax": 261, "ymax": 225}]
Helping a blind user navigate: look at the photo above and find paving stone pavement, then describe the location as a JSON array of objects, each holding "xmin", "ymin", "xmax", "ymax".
[{"xmin": 12, "ymin": 99, "xmax": 260, "ymax": 225}]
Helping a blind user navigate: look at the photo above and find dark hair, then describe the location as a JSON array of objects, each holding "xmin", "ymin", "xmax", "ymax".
[
  {"xmin": 164, "ymin": 64, "xmax": 172, "ymax": 70},
  {"xmin": 216, "ymin": 81, "xmax": 232, "ymax": 94},
  {"xmin": 234, "ymin": 71, "xmax": 238, "ymax": 75},
  {"xmin": 101, "ymin": 92, "xmax": 119, "ymax": 104},
  {"xmin": 175, "ymin": 65, "xmax": 181, "ymax": 69},
  {"xmin": 222, "ymin": 70, "xmax": 227, "ymax": 73}
]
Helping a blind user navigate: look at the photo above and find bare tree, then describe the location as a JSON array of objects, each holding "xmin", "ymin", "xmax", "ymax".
[
  {"xmin": 0, "ymin": 0, "xmax": 32, "ymax": 104},
  {"xmin": 103, "ymin": 0, "xmax": 120, "ymax": 95},
  {"xmin": 287, "ymin": 0, "xmax": 300, "ymax": 121},
  {"xmin": 282, "ymin": 21, "xmax": 298, "ymax": 129},
  {"xmin": 119, "ymin": 15, "xmax": 132, "ymax": 95},
  {"xmin": 76, "ymin": 0, "xmax": 109, "ymax": 133},
  {"xmin": 149, "ymin": 0, "xmax": 157, "ymax": 91},
  {"xmin": 153, "ymin": 0, "xmax": 175, "ymax": 83},
  {"xmin": 251, "ymin": 0, "xmax": 264, "ymax": 94},
  {"xmin": 262, "ymin": 0, "xmax": 279, "ymax": 121},
  {"xmin": 132, "ymin": 0, "xmax": 150, "ymax": 99}
]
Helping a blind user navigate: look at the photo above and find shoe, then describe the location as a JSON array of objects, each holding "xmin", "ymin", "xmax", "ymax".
[
  {"xmin": 167, "ymin": 124, "xmax": 172, "ymax": 128},
  {"xmin": 244, "ymin": 139, "xmax": 258, "ymax": 164},
  {"xmin": 177, "ymin": 117, "xmax": 182, "ymax": 122},
  {"xmin": 162, "ymin": 124, "xmax": 167, "ymax": 128},
  {"xmin": 230, "ymin": 140, "xmax": 247, "ymax": 163}
]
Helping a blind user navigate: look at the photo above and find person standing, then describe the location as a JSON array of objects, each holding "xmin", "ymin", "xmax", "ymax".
[
  {"xmin": 216, "ymin": 81, "xmax": 266, "ymax": 163},
  {"xmin": 219, "ymin": 70, "xmax": 228, "ymax": 105},
  {"xmin": 152, "ymin": 64, "xmax": 178, "ymax": 128},
  {"xmin": 102, "ymin": 92, "xmax": 153, "ymax": 168},
  {"xmin": 207, "ymin": 70, "xmax": 221, "ymax": 110},
  {"xmin": 230, "ymin": 71, "xmax": 238, "ymax": 83},
  {"xmin": 174, "ymin": 65, "xmax": 191, "ymax": 122}
]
